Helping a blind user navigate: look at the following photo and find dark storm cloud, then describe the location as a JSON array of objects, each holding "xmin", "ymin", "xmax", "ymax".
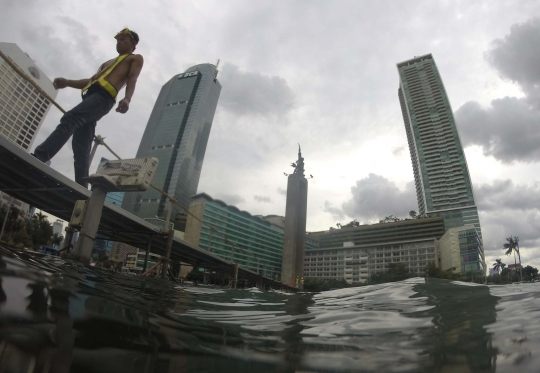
[
  {"xmin": 341, "ymin": 174, "xmax": 417, "ymax": 221},
  {"xmin": 254, "ymin": 195, "xmax": 272, "ymax": 203},
  {"xmin": 218, "ymin": 63, "xmax": 295, "ymax": 117},
  {"xmin": 475, "ymin": 179, "xmax": 540, "ymax": 212},
  {"xmin": 485, "ymin": 18, "xmax": 540, "ymax": 104},
  {"xmin": 456, "ymin": 98, "xmax": 540, "ymax": 163},
  {"xmin": 456, "ymin": 18, "xmax": 540, "ymax": 163}
]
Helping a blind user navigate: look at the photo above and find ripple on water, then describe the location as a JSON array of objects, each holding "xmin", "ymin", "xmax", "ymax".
[{"xmin": 4, "ymin": 247, "xmax": 540, "ymax": 372}]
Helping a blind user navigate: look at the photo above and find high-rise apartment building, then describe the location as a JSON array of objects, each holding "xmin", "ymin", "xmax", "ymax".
[
  {"xmin": 122, "ymin": 64, "xmax": 221, "ymax": 223},
  {"xmin": 397, "ymin": 54, "xmax": 482, "ymax": 239},
  {"xmin": 0, "ymin": 43, "xmax": 57, "ymax": 215}
]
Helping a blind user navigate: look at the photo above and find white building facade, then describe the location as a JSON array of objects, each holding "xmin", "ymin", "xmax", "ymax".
[{"xmin": 0, "ymin": 43, "xmax": 57, "ymax": 216}]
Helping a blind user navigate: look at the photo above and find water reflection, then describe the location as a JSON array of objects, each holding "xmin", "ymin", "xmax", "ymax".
[{"xmin": 0, "ymin": 246, "xmax": 531, "ymax": 372}]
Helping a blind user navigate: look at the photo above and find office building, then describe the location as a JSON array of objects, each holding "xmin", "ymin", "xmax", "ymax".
[
  {"xmin": 123, "ymin": 64, "xmax": 221, "ymax": 224},
  {"xmin": 52, "ymin": 219, "xmax": 63, "ymax": 236},
  {"xmin": 0, "ymin": 43, "xmax": 57, "ymax": 216},
  {"xmin": 305, "ymin": 217, "xmax": 445, "ymax": 283},
  {"xmin": 125, "ymin": 249, "xmax": 161, "ymax": 274},
  {"xmin": 439, "ymin": 225, "xmax": 484, "ymax": 274},
  {"xmin": 184, "ymin": 193, "xmax": 318, "ymax": 279},
  {"xmin": 397, "ymin": 54, "xmax": 482, "ymax": 239},
  {"xmin": 110, "ymin": 241, "xmax": 138, "ymax": 263}
]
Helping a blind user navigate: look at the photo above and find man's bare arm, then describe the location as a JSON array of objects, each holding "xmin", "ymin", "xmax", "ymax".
[
  {"xmin": 53, "ymin": 78, "xmax": 90, "ymax": 90},
  {"xmin": 116, "ymin": 55, "xmax": 144, "ymax": 114}
]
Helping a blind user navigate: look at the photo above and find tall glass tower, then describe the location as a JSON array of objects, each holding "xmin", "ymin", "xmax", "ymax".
[
  {"xmin": 397, "ymin": 54, "xmax": 482, "ymax": 239},
  {"xmin": 123, "ymin": 64, "xmax": 221, "ymax": 222}
]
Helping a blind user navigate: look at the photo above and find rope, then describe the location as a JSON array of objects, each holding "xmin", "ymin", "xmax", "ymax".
[
  {"xmin": 0, "ymin": 50, "xmax": 67, "ymax": 114},
  {"xmin": 1, "ymin": 50, "xmax": 277, "ymax": 278}
]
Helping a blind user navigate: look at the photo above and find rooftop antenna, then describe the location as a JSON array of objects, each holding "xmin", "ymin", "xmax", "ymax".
[{"xmin": 214, "ymin": 59, "xmax": 220, "ymax": 81}]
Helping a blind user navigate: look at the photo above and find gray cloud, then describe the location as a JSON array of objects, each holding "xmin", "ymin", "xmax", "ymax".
[
  {"xmin": 322, "ymin": 201, "xmax": 345, "ymax": 221},
  {"xmin": 455, "ymin": 98, "xmax": 540, "ymax": 163},
  {"xmin": 254, "ymin": 195, "xmax": 272, "ymax": 203},
  {"xmin": 218, "ymin": 63, "xmax": 295, "ymax": 117},
  {"xmin": 472, "ymin": 179, "xmax": 540, "ymax": 267},
  {"xmin": 213, "ymin": 194, "xmax": 246, "ymax": 206},
  {"xmin": 485, "ymin": 17, "xmax": 540, "ymax": 104},
  {"xmin": 481, "ymin": 210, "xmax": 540, "ymax": 265},
  {"xmin": 392, "ymin": 146, "xmax": 405, "ymax": 156},
  {"xmin": 475, "ymin": 179, "xmax": 540, "ymax": 212},
  {"xmin": 277, "ymin": 188, "xmax": 286, "ymax": 195},
  {"xmin": 455, "ymin": 18, "xmax": 540, "ymax": 163},
  {"xmin": 341, "ymin": 174, "xmax": 417, "ymax": 221}
]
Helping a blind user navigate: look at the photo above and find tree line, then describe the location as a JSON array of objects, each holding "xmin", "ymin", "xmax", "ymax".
[{"xmin": 0, "ymin": 206, "xmax": 61, "ymax": 249}]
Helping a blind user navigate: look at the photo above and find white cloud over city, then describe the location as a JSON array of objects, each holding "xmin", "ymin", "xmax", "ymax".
[{"xmin": 2, "ymin": 1, "xmax": 540, "ymax": 269}]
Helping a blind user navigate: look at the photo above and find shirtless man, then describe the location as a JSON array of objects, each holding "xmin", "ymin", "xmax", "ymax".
[{"xmin": 33, "ymin": 28, "xmax": 144, "ymax": 188}]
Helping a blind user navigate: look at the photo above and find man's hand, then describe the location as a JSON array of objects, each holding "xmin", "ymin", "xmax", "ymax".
[
  {"xmin": 116, "ymin": 98, "xmax": 130, "ymax": 114},
  {"xmin": 53, "ymin": 78, "xmax": 69, "ymax": 90}
]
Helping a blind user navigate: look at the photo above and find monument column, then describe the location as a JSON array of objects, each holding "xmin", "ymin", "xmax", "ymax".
[{"xmin": 281, "ymin": 146, "xmax": 308, "ymax": 286}]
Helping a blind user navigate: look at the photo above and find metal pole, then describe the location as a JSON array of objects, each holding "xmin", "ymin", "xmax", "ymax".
[
  {"xmin": 143, "ymin": 235, "xmax": 151, "ymax": 272},
  {"xmin": 161, "ymin": 229, "xmax": 174, "ymax": 279},
  {"xmin": 0, "ymin": 196, "xmax": 14, "ymax": 241}
]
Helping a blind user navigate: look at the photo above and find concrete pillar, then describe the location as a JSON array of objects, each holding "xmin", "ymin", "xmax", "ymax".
[
  {"xmin": 161, "ymin": 229, "xmax": 174, "ymax": 279},
  {"xmin": 70, "ymin": 187, "xmax": 107, "ymax": 264},
  {"xmin": 232, "ymin": 262, "xmax": 239, "ymax": 289},
  {"xmin": 281, "ymin": 173, "xmax": 308, "ymax": 286}
]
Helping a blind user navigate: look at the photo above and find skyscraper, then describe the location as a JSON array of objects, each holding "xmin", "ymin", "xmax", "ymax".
[
  {"xmin": 0, "ymin": 43, "xmax": 57, "ymax": 215},
  {"xmin": 123, "ymin": 64, "xmax": 221, "ymax": 223},
  {"xmin": 397, "ymin": 54, "xmax": 482, "ymax": 239}
]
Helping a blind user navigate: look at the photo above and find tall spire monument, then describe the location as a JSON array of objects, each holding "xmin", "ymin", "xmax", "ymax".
[{"xmin": 281, "ymin": 145, "xmax": 308, "ymax": 286}]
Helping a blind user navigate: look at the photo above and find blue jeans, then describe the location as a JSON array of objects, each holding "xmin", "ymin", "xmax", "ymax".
[{"xmin": 34, "ymin": 85, "xmax": 115, "ymax": 188}]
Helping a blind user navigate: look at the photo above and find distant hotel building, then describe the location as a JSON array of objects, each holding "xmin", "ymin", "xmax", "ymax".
[
  {"xmin": 184, "ymin": 193, "xmax": 318, "ymax": 279},
  {"xmin": 397, "ymin": 54, "xmax": 482, "ymax": 239},
  {"xmin": 123, "ymin": 64, "xmax": 221, "ymax": 224},
  {"xmin": 305, "ymin": 217, "xmax": 445, "ymax": 283},
  {"xmin": 0, "ymin": 43, "xmax": 57, "ymax": 216}
]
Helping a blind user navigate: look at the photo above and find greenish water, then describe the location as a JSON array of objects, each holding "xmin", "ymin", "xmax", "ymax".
[{"xmin": 0, "ymin": 246, "xmax": 538, "ymax": 372}]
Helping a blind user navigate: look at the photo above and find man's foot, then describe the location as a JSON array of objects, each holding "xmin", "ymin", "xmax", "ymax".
[{"xmin": 31, "ymin": 153, "xmax": 51, "ymax": 166}]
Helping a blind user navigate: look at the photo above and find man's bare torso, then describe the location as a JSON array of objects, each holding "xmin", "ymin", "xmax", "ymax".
[{"xmin": 90, "ymin": 54, "xmax": 140, "ymax": 91}]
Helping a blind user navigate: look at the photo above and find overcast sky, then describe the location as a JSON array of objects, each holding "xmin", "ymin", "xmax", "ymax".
[{"xmin": 2, "ymin": 0, "xmax": 540, "ymax": 270}]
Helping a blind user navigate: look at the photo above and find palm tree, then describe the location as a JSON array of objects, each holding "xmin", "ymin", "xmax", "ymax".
[
  {"xmin": 493, "ymin": 258, "xmax": 506, "ymax": 275},
  {"xmin": 504, "ymin": 236, "xmax": 522, "ymax": 282}
]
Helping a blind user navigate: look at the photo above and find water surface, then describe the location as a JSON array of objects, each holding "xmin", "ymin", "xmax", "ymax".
[{"xmin": 0, "ymin": 246, "xmax": 538, "ymax": 372}]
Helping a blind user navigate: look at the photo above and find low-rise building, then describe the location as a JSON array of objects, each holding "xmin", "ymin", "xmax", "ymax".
[
  {"xmin": 126, "ymin": 249, "xmax": 161, "ymax": 273},
  {"xmin": 304, "ymin": 217, "xmax": 445, "ymax": 283}
]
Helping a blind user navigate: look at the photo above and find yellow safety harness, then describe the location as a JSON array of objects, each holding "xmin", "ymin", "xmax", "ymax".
[{"xmin": 81, "ymin": 54, "xmax": 130, "ymax": 99}]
